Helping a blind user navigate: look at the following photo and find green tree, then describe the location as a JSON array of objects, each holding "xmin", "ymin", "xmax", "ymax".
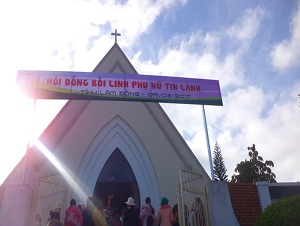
[
  {"xmin": 231, "ymin": 144, "xmax": 276, "ymax": 183},
  {"xmin": 213, "ymin": 142, "xmax": 228, "ymax": 181},
  {"xmin": 255, "ymin": 195, "xmax": 300, "ymax": 226}
]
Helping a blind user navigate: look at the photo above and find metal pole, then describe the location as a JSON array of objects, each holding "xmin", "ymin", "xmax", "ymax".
[
  {"xmin": 179, "ymin": 169, "xmax": 185, "ymax": 226},
  {"xmin": 201, "ymin": 105, "xmax": 215, "ymax": 181}
]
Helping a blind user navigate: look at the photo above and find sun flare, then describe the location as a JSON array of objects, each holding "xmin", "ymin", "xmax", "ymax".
[{"xmin": 0, "ymin": 83, "xmax": 66, "ymax": 184}]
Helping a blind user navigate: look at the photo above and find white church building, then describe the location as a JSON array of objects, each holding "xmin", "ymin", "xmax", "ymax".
[{"xmin": 0, "ymin": 38, "xmax": 218, "ymax": 226}]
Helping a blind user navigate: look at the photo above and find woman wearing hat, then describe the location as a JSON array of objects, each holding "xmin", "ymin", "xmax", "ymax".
[
  {"xmin": 157, "ymin": 197, "xmax": 174, "ymax": 226},
  {"xmin": 123, "ymin": 197, "xmax": 139, "ymax": 226}
]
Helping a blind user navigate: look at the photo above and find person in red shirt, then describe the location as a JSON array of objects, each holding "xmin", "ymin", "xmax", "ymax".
[{"xmin": 65, "ymin": 199, "xmax": 83, "ymax": 226}]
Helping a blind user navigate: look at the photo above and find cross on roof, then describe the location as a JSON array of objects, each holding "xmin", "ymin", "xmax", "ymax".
[{"xmin": 111, "ymin": 29, "xmax": 121, "ymax": 43}]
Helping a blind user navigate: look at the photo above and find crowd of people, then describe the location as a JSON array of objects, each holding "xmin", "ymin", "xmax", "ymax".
[{"xmin": 47, "ymin": 196, "xmax": 179, "ymax": 226}]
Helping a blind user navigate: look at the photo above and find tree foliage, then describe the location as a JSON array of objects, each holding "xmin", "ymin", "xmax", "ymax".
[
  {"xmin": 231, "ymin": 144, "xmax": 276, "ymax": 183},
  {"xmin": 255, "ymin": 195, "xmax": 300, "ymax": 226},
  {"xmin": 213, "ymin": 142, "xmax": 228, "ymax": 181}
]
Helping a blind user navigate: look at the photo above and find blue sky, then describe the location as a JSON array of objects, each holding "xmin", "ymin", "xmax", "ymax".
[{"xmin": 0, "ymin": 0, "xmax": 299, "ymax": 184}]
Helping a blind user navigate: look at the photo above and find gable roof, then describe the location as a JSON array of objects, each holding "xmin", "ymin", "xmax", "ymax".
[
  {"xmin": 2, "ymin": 42, "xmax": 210, "ymax": 186},
  {"xmin": 38, "ymin": 43, "xmax": 137, "ymax": 153},
  {"xmin": 93, "ymin": 43, "xmax": 137, "ymax": 74}
]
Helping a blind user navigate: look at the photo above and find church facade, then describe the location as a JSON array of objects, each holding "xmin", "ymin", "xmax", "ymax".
[{"xmin": 0, "ymin": 42, "xmax": 211, "ymax": 226}]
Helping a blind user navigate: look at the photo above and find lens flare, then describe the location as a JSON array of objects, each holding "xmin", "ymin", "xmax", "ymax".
[{"xmin": 35, "ymin": 140, "xmax": 88, "ymax": 204}]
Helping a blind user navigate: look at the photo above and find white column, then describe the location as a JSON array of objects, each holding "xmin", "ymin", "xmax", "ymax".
[
  {"xmin": 256, "ymin": 181, "xmax": 271, "ymax": 211},
  {"xmin": 0, "ymin": 184, "xmax": 33, "ymax": 226}
]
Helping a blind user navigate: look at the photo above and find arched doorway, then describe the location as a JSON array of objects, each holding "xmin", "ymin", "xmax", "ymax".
[
  {"xmin": 76, "ymin": 116, "xmax": 160, "ymax": 210},
  {"xmin": 93, "ymin": 148, "xmax": 140, "ymax": 214}
]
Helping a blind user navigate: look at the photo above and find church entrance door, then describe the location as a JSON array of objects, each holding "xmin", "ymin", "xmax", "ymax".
[{"xmin": 93, "ymin": 149, "xmax": 140, "ymax": 215}]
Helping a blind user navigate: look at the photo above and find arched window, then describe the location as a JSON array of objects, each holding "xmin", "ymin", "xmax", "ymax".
[
  {"xmin": 97, "ymin": 148, "xmax": 136, "ymax": 183},
  {"xmin": 94, "ymin": 148, "xmax": 140, "ymax": 211}
]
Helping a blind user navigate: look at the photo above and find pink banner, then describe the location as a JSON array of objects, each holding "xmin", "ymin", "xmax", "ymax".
[{"xmin": 16, "ymin": 70, "xmax": 222, "ymax": 106}]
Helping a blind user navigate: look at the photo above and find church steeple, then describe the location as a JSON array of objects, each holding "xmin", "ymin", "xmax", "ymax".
[{"xmin": 92, "ymin": 31, "xmax": 137, "ymax": 74}]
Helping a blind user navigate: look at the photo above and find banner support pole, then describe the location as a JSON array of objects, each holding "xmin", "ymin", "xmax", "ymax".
[{"xmin": 201, "ymin": 105, "xmax": 215, "ymax": 181}]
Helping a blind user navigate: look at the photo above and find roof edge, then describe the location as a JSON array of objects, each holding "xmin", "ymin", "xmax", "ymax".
[{"xmin": 92, "ymin": 43, "xmax": 138, "ymax": 74}]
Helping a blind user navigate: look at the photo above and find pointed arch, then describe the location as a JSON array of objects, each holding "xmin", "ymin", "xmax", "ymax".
[
  {"xmin": 94, "ymin": 148, "xmax": 140, "ymax": 211},
  {"xmin": 97, "ymin": 148, "xmax": 137, "ymax": 183},
  {"xmin": 76, "ymin": 116, "xmax": 160, "ymax": 207}
]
